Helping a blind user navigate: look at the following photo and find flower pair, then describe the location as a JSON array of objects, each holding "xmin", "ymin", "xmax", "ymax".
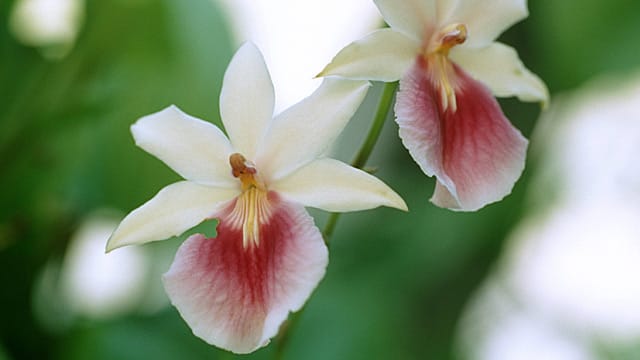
[{"xmin": 107, "ymin": 0, "xmax": 548, "ymax": 354}]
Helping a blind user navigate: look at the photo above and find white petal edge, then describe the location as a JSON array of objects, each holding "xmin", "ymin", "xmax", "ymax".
[
  {"xmin": 451, "ymin": 42, "xmax": 549, "ymax": 104},
  {"xmin": 219, "ymin": 42, "xmax": 275, "ymax": 159},
  {"xmin": 131, "ymin": 105, "xmax": 236, "ymax": 187},
  {"xmin": 373, "ymin": 0, "xmax": 437, "ymax": 41},
  {"xmin": 318, "ymin": 29, "xmax": 420, "ymax": 82},
  {"xmin": 271, "ymin": 158, "xmax": 407, "ymax": 212},
  {"xmin": 444, "ymin": 0, "xmax": 528, "ymax": 48},
  {"xmin": 256, "ymin": 79, "xmax": 370, "ymax": 181},
  {"xmin": 431, "ymin": 181, "xmax": 463, "ymax": 210},
  {"xmin": 106, "ymin": 181, "xmax": 239, "ymax": 252}
]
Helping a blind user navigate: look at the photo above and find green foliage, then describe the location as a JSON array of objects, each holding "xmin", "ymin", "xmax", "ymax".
[{"xmin": 1, "ymin": 0, "xmax": 640, "ymax": 359}]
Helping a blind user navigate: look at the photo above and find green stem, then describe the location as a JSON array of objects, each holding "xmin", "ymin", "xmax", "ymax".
[
  {"xmin": 321, "ymin": 212, "xmax": 341, "ymax": 245},
  {"xmin": 273, "ymin": 81, "xmax": 398, "ymax": 360},
  {"xmin": 351, "ymin": 81, "xmax": 398, "ymax": 169}
]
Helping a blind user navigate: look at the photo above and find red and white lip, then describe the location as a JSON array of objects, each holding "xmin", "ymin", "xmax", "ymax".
[
  {"xmin": 163, "ymin": 192, "xmax": 328, "ymax": 353},
  {"xmin": 395, "ymin": 56, "xmax": 528, "ymax": 210}
]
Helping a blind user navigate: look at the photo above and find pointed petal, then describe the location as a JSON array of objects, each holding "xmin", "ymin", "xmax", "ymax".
[
  {"xmin": 395, "ymin": 59, "xmax": 528, "ymax": 211},
  {"xmin": 442, "ymin": 0, "xmax": 528, "ymax": 47},
  {"xmin": 131, "ymin": 105, "xmax": 236, "ymax": 186},
  {"xmin": 317, "ymin": 29, "xmax": 419, "ymax": 82},
  {"xmin": 162, "ymin": 194, "xmax": 328, "ymax": 354},
  {"xmin": 271, "ymin": 158, "xmax": 407, "ymax": 212},
  {"xmin": 257, "ymin": 79, "xmax": 370, "ymax": 181},
  {"xmin": 106, "ymin": 181, "xmax": 239, "ymax": 252},
  {"xmin": 451, "ymin": 43, "xmax": 549, "ymax": 104},
  {"xmin": 373, "ymin": 0, "xmax": 436, "ymax": 40},
  {"xmin": 220, "ymin": 42, "xmax": 275, "ymax": 159}
]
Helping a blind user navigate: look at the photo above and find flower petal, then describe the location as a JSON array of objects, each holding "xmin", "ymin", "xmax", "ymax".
[
  {"xmin": 131, "ymin": 105, "xmax": 236, "ymax": 187},
  {"xmin": 220, "ymin": 42, "xmax": 275, "ymax": 159},
  {"xmin": 271, "ymin": 158, "xmax": 407, "ymax": 212},
  {"xmin": 106, "ymin": 181, "xmax": 239, "ymax": 252},
  {"xmin": 317, "ymin": 29, "xmax": 419, "ymax": 82},
  {"xmin": 373, "ymin": 0, "xmax": 436, "ymax": 40},
  {"xmin": 256, "ymin": 79, "xmax": 370, "ymax": 181},
  {"xmin": 395, "ymin": 59, "xmax": 528, "ymax": 211},
  {"xmin": 442, "ymin": 0, "xmax": 528, "ymax": 48},
  {"xmin": 451, "ymin": 42, "xmax": 549, "ymax": 104},
  {"xmin": 162, "ymin": 194, "xmax": 328, "ymax": 354}
]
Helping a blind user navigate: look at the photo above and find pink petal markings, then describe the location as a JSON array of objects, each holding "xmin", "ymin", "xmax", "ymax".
[
  {"xmin": 396, "ymin": 57, "xmax": 528, "ymax": 211},
  {"xmin": 162, "ymin": 192, "xmax": 328, "ymax": 354}
]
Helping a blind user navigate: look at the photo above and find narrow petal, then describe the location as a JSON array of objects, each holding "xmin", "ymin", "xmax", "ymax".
[
  {"xmin": 451, "ymin": 43, "xmax": 549, "ymax": 104},
  {"xmin": 395, "ymin": 59, "xmax": 528, "ymax": 211},
  {"xmin": 442, "ymin": 0, "xmax": 528, "ymax": 48},
  {"xmin": 162, "ymin": 194, "xmax": 328, "ymax": 354},
  {"xmin": 220, "ymin": 42, "xmax": 275, "ymax": 159},
  {"xmin": 256, "ymin": 79, "xmax": 370, "ymax": 181},
  {"xmin": 272, "ymin": 158, "xmax": 407, "ymax": 212},
  {"xmin": 131, "ymin": 105, "xmax": 236, "ymax": 187},
  {"xmin": 106, "ymin": 181, "xmax": 239, "ymax": 252},
  {"xmin": 373, "ymin": 0, "xmax": 436, "ymax": 40},
  {"xmin": 317, "ymin": 29, "xmax": 419, "ymax": 82}
]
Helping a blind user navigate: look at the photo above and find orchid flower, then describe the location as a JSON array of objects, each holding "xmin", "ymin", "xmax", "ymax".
[
  {"xmin": 105, "ymin": 42, "xmax": 406, "ymax": 354},
  {"xmin": 319, "ymin": 0, "xmax": 549, "ymax": 211}
]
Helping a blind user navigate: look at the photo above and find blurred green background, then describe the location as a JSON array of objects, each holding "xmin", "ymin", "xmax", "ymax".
[{"xmin": 1, "ymin": 0, "xmax": 640, "ymax": 359}]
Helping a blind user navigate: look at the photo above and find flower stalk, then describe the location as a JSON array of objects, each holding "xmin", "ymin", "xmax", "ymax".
[{"xmin": 322, "ymin": 81, "xmax": 399, "ymax": 247}]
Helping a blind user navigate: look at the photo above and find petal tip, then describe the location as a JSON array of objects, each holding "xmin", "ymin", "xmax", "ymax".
[
  {"xmin": 388, "ymin": 192, "xmax": 409, "ymax": 212},
  {"xmin": 130, "ymin": 105, "xmax": 182, "ymax": 143},
  {"xmin": 429, "ymin": 181, "xmax": 464, "ymax": 211},
  {"xmin": 314, "ymin": 67, "xmax": 328, "ymax": 79},
  {"xmin": 316, "ymin": 53, "xmax": 342, "ymax": 79},
  {"xmin": 236, "ymin": 41, "xmax": 260, "ymax": 55},
  {"xmin": 315, "ymin": 29, "xmax": 415, "ymax": 82},
  {"xmin": 539, "ymin": 90, "xmax": 551, "ymax": 110},
  {"xmin": 104, "ymin": 240, "xmax": 116, "ymax": 253},
  {"xmin": 104, "ymin": 231, "xmax": 124, "ymax": 253},
  {"xmin": 527, "ymin": 73, "xmax": 550, "ymax": 107},
  {"xmin": 540, "ymin": 100, "xmax": 549, "ymax": 111}
]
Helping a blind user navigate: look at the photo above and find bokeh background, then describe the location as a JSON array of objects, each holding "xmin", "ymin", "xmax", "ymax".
[{"xmin": 2, "ymin": 0, "xmax": 640, "ymax": 359}]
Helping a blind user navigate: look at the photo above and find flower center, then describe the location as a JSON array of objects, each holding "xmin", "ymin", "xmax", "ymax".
[
  {"xmin": 229, "ymin": 153, "xmax": 265, "ymax": 191},
  {"xmin": 229, "ymin": 153, "xmax": 270, "ymax": 248},
  {"xmin": 423, "ymin": 23, "xmax": 468, "ymax": 112},
  {"xmin": 432, "ymin": 23, "xmax": 467, "ymax": 56}
]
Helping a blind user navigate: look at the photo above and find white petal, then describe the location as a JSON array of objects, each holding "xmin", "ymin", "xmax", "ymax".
[
  {"xmin": 451, "ymin": 43, "xmax": 549, "ymax": 104},
  {"xmin": 219, "ymin": 42, "xmax": 275, "ymax": 159},
  {"xmin": 272, "ymin": 158, "xmax": 407, "ymax": 212},
  {"xmin": 131, "ymin": 105, "xmax": 236, "ymax": 186},
  {"xmin": 256, "ymin": 79, "xmax": 370, "ymax": 181},
  {"xmin": 443, "ymin": 0, "xmax": 528, "ymax": 47},
  {"xmin": 317, "ymin": 29, "xmax": 419, "ymax": 82},
  {"xmin": 373, "ymin": 0, "xmax": 436, "ymax": 40},
  {"xmin": 106, "ymin": 181, "xmax": 238, "ymax": 252}
]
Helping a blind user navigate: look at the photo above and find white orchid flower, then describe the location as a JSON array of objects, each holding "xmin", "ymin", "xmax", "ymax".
[
  {"xmin": 106, "ymin": 42, "xmax": 406, "ymax": 354},
  {"xmin": 319, "ymin": 0, "xmax": 549, "ymax": 211}
]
